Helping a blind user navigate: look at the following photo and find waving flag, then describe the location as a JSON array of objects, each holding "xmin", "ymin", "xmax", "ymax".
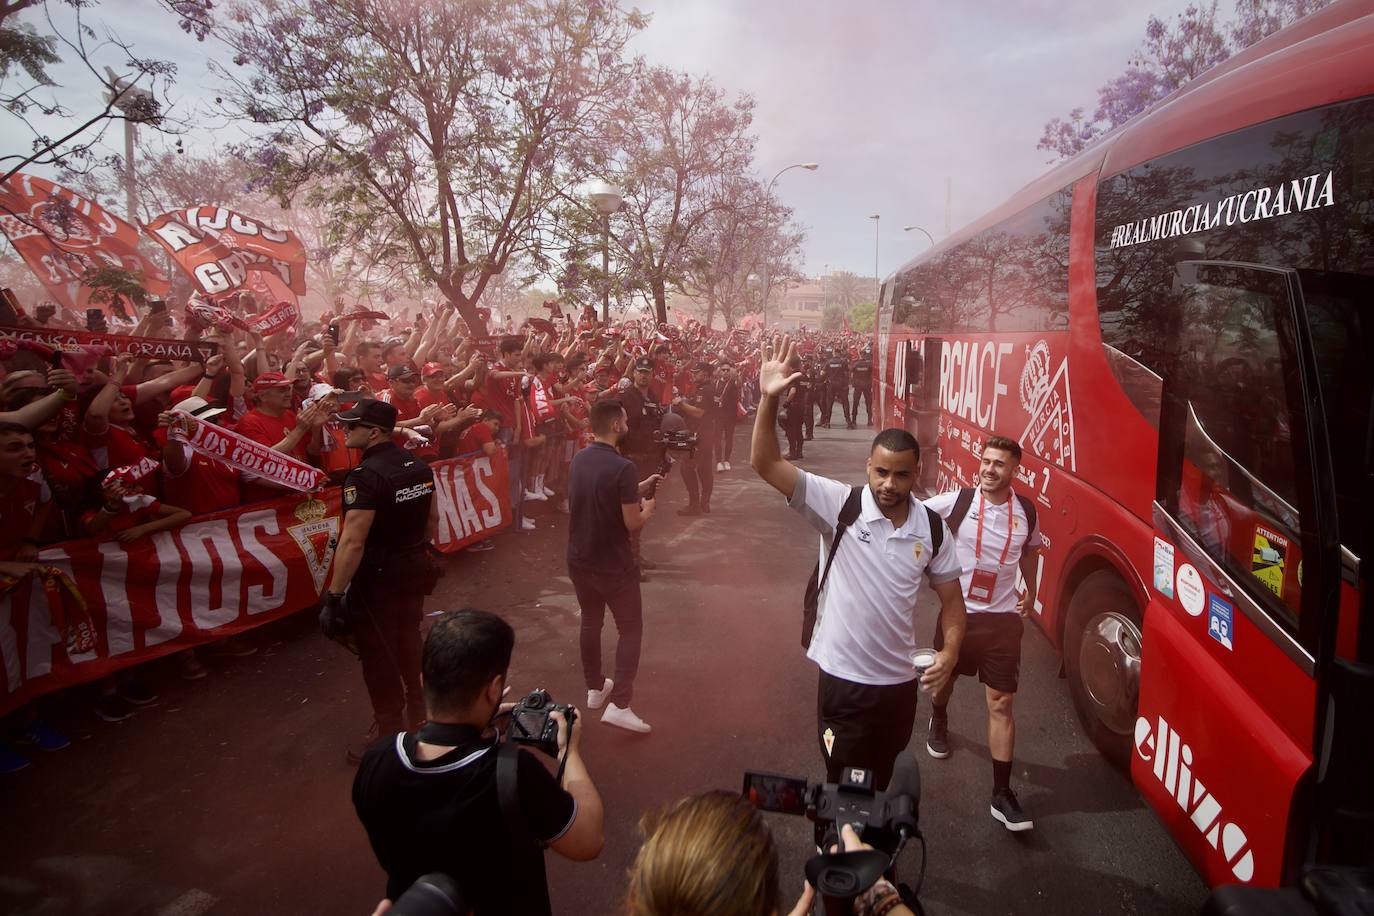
[
  {"xmin": 0, "ymin": 173, "xmax": 170, "ymax": 310},
  {"xmin": 143, "ymin": 206, "xmax": 307, "ymax": 297}
]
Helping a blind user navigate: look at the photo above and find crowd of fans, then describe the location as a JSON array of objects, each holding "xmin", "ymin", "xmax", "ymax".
[{"xmin": 0, "ymin": 292, "xmax": 872, "ymax": 772}]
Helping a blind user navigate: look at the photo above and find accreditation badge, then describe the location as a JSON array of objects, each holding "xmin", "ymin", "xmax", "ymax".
[{"xmin": 967, "ymin": 565, "xmax": 999, "ymax": 604}]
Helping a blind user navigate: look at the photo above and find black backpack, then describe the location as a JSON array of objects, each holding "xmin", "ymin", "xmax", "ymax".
[
  {"xmin": 941, "ymin": 487, "xmax": 1038, "ymax": 549},
  {"xmin": 801, "ymin": 486, "xmax": 945, "ymax": 649}
]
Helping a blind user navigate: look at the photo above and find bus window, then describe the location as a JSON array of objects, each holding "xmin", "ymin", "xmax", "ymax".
[{"xmin": 1167, "ymin": 263, "xmax": 1305, "ymax": 629}]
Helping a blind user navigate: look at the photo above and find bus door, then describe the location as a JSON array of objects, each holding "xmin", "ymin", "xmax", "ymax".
[{"xmin": 1138, "ymin": 261, "xmax": 1344, "ymax": 886}]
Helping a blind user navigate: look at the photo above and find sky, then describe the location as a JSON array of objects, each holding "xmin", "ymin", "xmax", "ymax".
[{"xmin": 9, "ymin": 0, "xmax": 1227, "ymax": 283}]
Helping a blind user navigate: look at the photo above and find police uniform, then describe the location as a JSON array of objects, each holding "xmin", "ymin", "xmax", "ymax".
[
  {"xmin": 850, "ymin": 352, "xmax": 874, "ymax": 425},
  {"xmin": 820, "ymin": 353, "xmax": 852, "ymax": 428},
  {"xmin": 342, "ymin": 431, "xmax": 436, "ymax": 735}
]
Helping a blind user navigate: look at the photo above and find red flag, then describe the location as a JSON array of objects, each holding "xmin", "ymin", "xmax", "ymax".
[
  {"xmin": 142, "ymin": 206, "xmax": 307, "ymax": 297},
  {"xmin": 0, "ymin": 173, "xmax": 170, "ymax": 311},
  {"xmin": 243, "ymin": 270, "xmax": 299, "ymax": 312}
]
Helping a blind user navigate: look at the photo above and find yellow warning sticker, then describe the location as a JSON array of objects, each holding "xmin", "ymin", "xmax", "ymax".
[{"xmin": 1251, "ymin": 524, "xmax": 1288, "ymax": 598}]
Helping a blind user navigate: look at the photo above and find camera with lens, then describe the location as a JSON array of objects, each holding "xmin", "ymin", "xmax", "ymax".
[
  {"xmin": 505, "ymin": 688, "xmax": 575, "ymax": 758},
  {"xmin": 744, "ymin": 760, "xmax": 923, "ymax": 913}
]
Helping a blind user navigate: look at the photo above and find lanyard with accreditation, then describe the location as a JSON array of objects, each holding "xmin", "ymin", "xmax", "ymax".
[{"xmin": 967, "ymin": 490, "xmax": 1016, "ymax": 604}]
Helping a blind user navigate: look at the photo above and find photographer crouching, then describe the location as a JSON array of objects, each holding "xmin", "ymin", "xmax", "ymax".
[{"xmin": 353, "ymin": 609, "xmax": 604, "ymax": 916}]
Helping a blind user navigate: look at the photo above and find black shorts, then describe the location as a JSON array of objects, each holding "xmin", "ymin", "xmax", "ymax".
[
  {"xmin": 817, "ymin": 670, "xmax": 919, "ymax": 791},
  {"xmin": 935, "ymin": 612, "xmax": 1024, "ymax": 693}
]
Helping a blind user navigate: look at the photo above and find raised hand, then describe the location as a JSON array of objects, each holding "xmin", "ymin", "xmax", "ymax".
[{"xmin": 759, "ymin": 334, "xmax": 802, "ymax": 398}]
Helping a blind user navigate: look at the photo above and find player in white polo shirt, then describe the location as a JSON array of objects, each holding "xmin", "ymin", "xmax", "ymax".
[
  {"xmin": 923, "ymin": 435, "xmax": 1042, "ymax": 832},
  {"xmin": 751, "ymin": 335, "xmax": 968, "ymax": 791}
]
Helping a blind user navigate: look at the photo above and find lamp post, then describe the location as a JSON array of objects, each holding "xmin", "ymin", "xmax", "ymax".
[
  {"xmin": 902, "ymin": 225, "xmax": 935, "ymax": 248},
  {"xmin": 759, "ymin": 162, "xmax": 818, "ymax": 329},
  {"xmin": 587, "ymin": 179, "xmax": 624, "ymax": 324},
  {"xmin": 868, "ymin": 214, "xmax": 880, "ymax": 303},
  {"xmin": 103, "ymin": 67, "xmax": 156, "ymax": 222}
]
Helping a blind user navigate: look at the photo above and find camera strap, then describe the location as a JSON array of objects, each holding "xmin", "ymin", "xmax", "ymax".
[
  {"xmin": 496, "ymin": 740, "xmax": 543, "ymax": 849},
  {"xmin": 416, "ymin": 721, "xmax": 485, "ymax": 747}
]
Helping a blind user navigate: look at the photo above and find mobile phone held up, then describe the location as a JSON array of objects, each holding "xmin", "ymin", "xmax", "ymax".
[{"xmin": 86, "ymin": 308, "xmax": 107, "ymax": 333}]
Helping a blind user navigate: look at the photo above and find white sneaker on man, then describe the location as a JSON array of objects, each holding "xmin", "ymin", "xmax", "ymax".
[
  {"xmin": 723, "ymin": 461, "xmax": 732, "ymax": 471},
  {"xmin": 520, "ymin": 517, "xmax": 537, "ymax": 531},
  {"xmin": 601, "ymin": 703, "xmax": 651, "ymax": 734},
  {"xmin": 586, "ymin": 678, "xmax": 614, "ymax": 710},
  {"xmin": 716, "ymin": 461, "xmax": 725, "ymax": 472}
]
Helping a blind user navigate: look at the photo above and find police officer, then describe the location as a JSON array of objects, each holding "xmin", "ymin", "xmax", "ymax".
[
  {"xmin": 319, "ymin": 398, "xmax": 439, "ymax": 764},
  {"xmin": 820, "ymin": 348, "xmax": 853, "ymax": 429},
  {"xmin": 672, "ymin": 361, "xmax": 716, "ymax": 515},
  {"xmin": 851, "ymin": 346, "xmax": 874, "ymax": 427}
]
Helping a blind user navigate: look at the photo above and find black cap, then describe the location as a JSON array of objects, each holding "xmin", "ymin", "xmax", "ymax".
[
  {"xmin": 335, "ymin": 398, "xmax": 398, "ymax": 430},
  {"xmin": 387, "ymin": 363, "xmax": 418, "ymax": 381},
  {"xmin": 633, "ymin": 357, "xmax": 654, "ymax": 371}
]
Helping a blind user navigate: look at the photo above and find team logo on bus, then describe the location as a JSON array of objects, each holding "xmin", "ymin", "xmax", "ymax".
[
  {"xmin": 1018, "ymin": 340, "xmax": 1076, "ymax": 471},
  {"xmin": 287, "ymin": 496, "xmax": 340, "ymax": 595}
]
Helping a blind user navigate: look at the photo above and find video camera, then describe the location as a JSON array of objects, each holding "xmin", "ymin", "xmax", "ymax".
[
  {"xmin": 649, "ymin": 411, "xmax": 700, "ymax": 496},
  {"xmin": 504, "ymin": 688, "xmax": 575, "ymax": 758},
  {"xmin": 743, "ymin": 758, "xmax": 924, "ymax": 915}
]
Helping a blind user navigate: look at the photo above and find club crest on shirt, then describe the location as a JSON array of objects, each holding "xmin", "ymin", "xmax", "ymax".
[
  {"xmin": 1012, "ymin": 514, "xmax": 1025, "ymax": 532},
  {"xmin": 343, "ymin": 485, "xmax": 357, "ymax": 505},
  {"xmin": 822, "ymin": 727, "xmax": 835, "ymax": 757},
  {"xmin": 855, "ymin": 527, "xmax": 872, "ymax": 543},
  {"xmin": 912, "ymin": 541, "xmax": 924, "ymax": 562}
]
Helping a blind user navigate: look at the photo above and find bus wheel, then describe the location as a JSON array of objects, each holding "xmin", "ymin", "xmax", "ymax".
[{"xmin": 1064, "ymin": 569, "xmax": 1142, "ymax": 770}]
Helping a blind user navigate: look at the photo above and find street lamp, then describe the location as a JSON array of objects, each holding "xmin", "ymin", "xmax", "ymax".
[
  {"xmin": 103, "ymin": 67, "xmax": 157, "ymax": 222},
  {"xmin": 902, "ymin": 225, "xmax": 935, "ymax": 248},
  {"xmin": 759, "ymin": 162, "xmax": 818, "ymax": 329},
  {"xmin": 587, "ymin": 179, "xmax": 624, "ymax": 323},
  {"xmin": 868, "ymin": 214, "xmax": 880, "ymax": 303}
]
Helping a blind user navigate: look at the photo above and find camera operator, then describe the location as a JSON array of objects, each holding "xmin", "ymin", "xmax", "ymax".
[
  {"xmin": 671, "ymin": 361, "xmax": 716, "ymax": 516},
  {"xmin": 353, "ymin": 610, "xmax": 603, "ymax": 916},
  {"xmin": 567, "ymin": 398, "xmax": 660, "ymax": 734},
  {"xmin": 619, "ymin": 357, "xmax": 664, "ymax": 570},
  {"xmin": 751, "ymin": 336, "xmax": 968, "ymax": 791}
]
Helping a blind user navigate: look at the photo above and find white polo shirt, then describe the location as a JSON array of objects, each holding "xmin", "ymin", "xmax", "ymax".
[
  {"xmin": 923, "ymin": 488, "xmax": 1041, "ymax": 615},
  {"xmin": 790, "ymin": 471, "xmax": 965, "ymax": 686}
]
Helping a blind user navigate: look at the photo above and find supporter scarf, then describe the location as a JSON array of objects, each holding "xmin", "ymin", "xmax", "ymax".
[
  {"xmin": 0, "ymin": 324, "xmax": 218, "ymax": 363},
  {"xmin": 109, "ymin": 456, "xmax": 160, "ymax": 488},
  {"xmin": 248, "ymin": 300, "xmax": 300, "ymax": 336},
  {"xmin": 0, "ymin": 566, "xmax": 95, "ymax": 656},
  {"xmin": 168, "ymin": 410, "xmax": 325, "ymax": 492},
  {"xmin": 186, "ymin": 297, "xmax": 252, "ymax": 332}
]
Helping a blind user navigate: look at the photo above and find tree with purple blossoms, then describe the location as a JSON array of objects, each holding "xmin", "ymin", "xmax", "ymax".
[
  {"xmin": 1037, "ymin": 0, "xmax": 1332, "ymax": 161},
  {"xmin": 210, "ymin": 0, "xmax": 643, "ymax": 335}
]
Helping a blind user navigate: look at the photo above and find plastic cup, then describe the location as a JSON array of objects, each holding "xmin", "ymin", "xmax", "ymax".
[{"xmin": 911, "ymin": 648, "xmax": 937, "ymax": 678}]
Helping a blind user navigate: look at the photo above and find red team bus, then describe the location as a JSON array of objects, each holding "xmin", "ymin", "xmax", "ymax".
[{"xmin": 874, "ymin": 0, "xmax": 1373, "ymax": 890}]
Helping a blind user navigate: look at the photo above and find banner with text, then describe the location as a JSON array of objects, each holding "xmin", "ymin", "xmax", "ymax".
[
  {"xmin": 143, "ymin": 206, "xmax": 307, "ymax": 298},
  {"xmin": 0, "ymin": 450, "xmax": 510, "ymax": 715},
  {"xmin": 0, "ymin": 173, "xmax": 170, "ymax": 311}
]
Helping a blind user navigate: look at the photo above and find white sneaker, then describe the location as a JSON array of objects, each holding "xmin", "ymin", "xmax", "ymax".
[
  {"xmin": 601, "ymin": 703, "xmax": 651, "ymax": 734},
  {"xmin": 542, "ymin": 486, "xmax": 556, "ymax": 497},
  {"xmin": 520, "ymin": 517, "xmax": 537, "ymax": 530},
  {"xmin": 524, "ymin": 489, "xmax": 547, "ymax": 501},
  {"xmin": 715, "ymin": 462, "xmax": 725, "ymax": 472},
  {"xmin": 724, "ymin": 461, "xmax": 732, "ymax": 471},
  {"xmin": 587, "ymin": 678, "xmax": 614, "ymax": 710}
]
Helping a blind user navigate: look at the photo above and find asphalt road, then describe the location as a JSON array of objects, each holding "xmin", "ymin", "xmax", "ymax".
[{"xmin": 0, "ymin": 422, "xmax": 1209, "ymax": 916}]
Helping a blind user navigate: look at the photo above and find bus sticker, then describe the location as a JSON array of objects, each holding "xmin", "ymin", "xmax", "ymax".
[
  {"xmin": 1251, "ymin": 524, "xmax": 1288, "ymax": 598},
  {"xmin": 1208, "ymin": 595, "xmax": 1235, "ymax": 651},
  {"xmin": 1177, "ymin": 563, "xmax": 1206, "ymax": 617},
  {"xmin": 1153, "ymin": 537, "xmax": 1175, "ymax": 598}
]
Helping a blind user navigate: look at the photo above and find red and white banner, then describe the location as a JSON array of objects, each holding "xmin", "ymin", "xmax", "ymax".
[
  {"xmin": 170, "ymin": 411, "xmax": 327, "ymax": 493},
  {"xmin": 142, "ymin": 206, "xmax": 307, "ymax": 297},
  {"xmin": 244, "ymin": 271, "xmax": 300, "ymax": 317},
  {"xmin": 0, "ymin": 451, "xmax": 511, "ymax": 715},
  {"xmin": 248, "ymin": 299, "xmax": 301, "ymax": 336},
  {"xmin": 0, "ymin": 324, "xmax": 218, "ymax": 363},
  {"xmin": 0, "ymin": 173, "xmax": 170, "ymax": 311}
]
